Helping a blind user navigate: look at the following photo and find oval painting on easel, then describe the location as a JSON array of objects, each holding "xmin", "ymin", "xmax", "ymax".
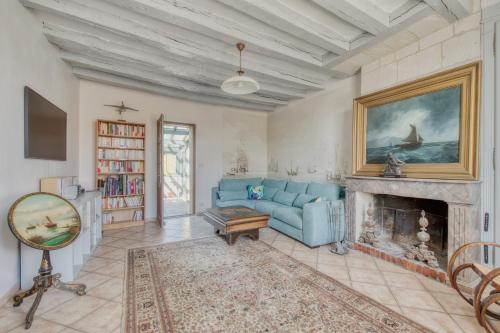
[{"xmin": 8, "ymin": 192, "xmax": 81, "ymax": 251}]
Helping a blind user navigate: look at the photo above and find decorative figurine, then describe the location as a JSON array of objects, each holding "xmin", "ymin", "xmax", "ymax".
[
  {"xmin": 381, "ymin": 152, "xmax": 406, "ymax": 177},
  {"xmin": 358, "ymin": 203, "xmax": 380, "ymax": 247},
  {"xmin": 405, "ymin": 210, "xmax": 439, "ymax": 268}
]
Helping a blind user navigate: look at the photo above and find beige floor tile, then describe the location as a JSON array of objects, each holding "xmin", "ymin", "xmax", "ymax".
[
  {"xmin": 392, "ymin": 288, "xmax": 444, "ymax": 312},
  {"xmin": 401, "ymin": 307, "xmax": 463, "ymax": 333},
  {"xmin": 41, "ymin": 296, "xmax": 107, "ymax": 326},
  {"xmin": 294, "ymin": 242, "xmax": 317, "ymax": 252},
  {"xmin": 291, "ymin": 250, "xmax": 318, "ymax": 264},
  {"xmin": 317, "ymin": 263, "xmax": 350, "ymax": 281},
  {"xmin": 385, "ymin": 304, "xmax": 403, "ymax": 314},
  {"xmin": 451, "ymin": 314, "xmax": 485, "ymax": 333},
  {"xmin": 345, "ymin": 257, "xmax": 378, "ymax": 270},
  {"xmin": 99, "ymin": 237, "xmax": 121, "ymax": 245},
  {"xmin": 81, "ymin": 258, "xmax": 114, "ymax": 272},
  {"xmin": 7, "ymin": 318, "xmax": 66, "ymax": 333},
  {"xmin": 271, "ymin": 240, "xmax": 295, "ymax": 254},
  {"xmin": 91, "ymin": 245, "xmax": 117, "ymax": 257},
  {"xmin": 59, "ymin": 328, "xmax": 85, "ymax": 333},
  {"xmin": 274, "ymin": 233, "xmax": 296, "ymax": 244},
  {"xmin": 317, "ymin": 253, "xmax": 346, "ymax": 266},
  {"xmin": 433, "ymin": 292, "xmax": 475, "ymax": 316},
  {"xmin": 87, "ymin": 278, "xmax": 123, "ymax": 301},
  {"xmin": 0, "ymin": 307, "xmax": 26, "ymax": 332},
  {"xmin": 351, "ymin": 282, "xmax": 398, "ymax": 306},
  {"xmin": 10, "ymin": 289, "xmax": 77, "ymax": 315},
  {"xmin": 74, "ymin": 272, "xmax": 112, "ymax": 290},
  {"xmin": 72, "ymin": 301, "xmax": 122, "ymax": 333},
  {"xmin": 382, "ymin": 272, "xmax": 426, "ymax": 290},
  {"xmin": 415, "ymin": 274, "xmax": 455, "ymax": 294},
  {"xmin": 97, "ymin": 248, "xmax": 126, "ymax": 261},
  {"xmin": 96, "ymin": 262, "xmax": 125, "ymax": 278},
  {"xmin": 348, "ymin": 268, "xmax": 386, "ymax": 285}
]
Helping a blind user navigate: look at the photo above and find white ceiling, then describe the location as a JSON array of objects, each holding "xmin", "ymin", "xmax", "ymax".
[{"xmin": 20, "ymin": 0, "xmax": 475, "ymax": 111}]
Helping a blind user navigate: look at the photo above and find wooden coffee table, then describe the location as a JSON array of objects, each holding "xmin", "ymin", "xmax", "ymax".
[{"xmin": 202, "ymin": 206, "xmax": 269, "ymax": 245}]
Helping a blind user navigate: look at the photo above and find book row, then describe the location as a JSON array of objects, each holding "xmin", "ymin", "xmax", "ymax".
[
  {"xmin": 102, "ymin": 196, "xmax": 144, "ymax": 209},
  {"xmin": 98, "ymin": 175, "xmax": 144, "ymax": 197},
  {"xmin": 99, "ymin": 122, "xmax": 145, "ymax": 137},
  {"xmin": 98, "ymin": 137, "xmax": 144, "ymax": 149},
  {"xmin": 102, "ymin": 209, "xmax": 143, "ymax": 225},
  {"xmin": 98, "ymin": 148, "xmax": 144, "ymax": 160},
  {"xmin": 97, "ymin": 160, "xmax": 144, "ymax": 173}
]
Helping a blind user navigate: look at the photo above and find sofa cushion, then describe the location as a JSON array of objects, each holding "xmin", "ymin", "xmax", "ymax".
[
  {"xmin": 219, "ymin": 178, "xmax": 261, "ymax": 191},
  {"xmin": 293, "ymin": 194, "xmax": 319, "ymax": 209},
  {"xmin": 273, "ymin": 207, "xmax": 303, "ymax": 229},
  {"xmin": 285, "ymin": 181, "xmax": 308, "ymax": 194},
  {"xmin": 247, "ymin": 185, "xmax": 264, "ymax": 200},
  {"xmin": 272, "ymin": 190, "xmax": 298, "ymax": 206},
  {"xmin": 215, "ymin": 199, "xmax": 256, "ymax": 209},
  {"xmin": 306, "ymin": 182, "xmax": 340, "ymax": 201},
  {"xmin": 217, "ymin": 190, "xmax": 247, "ymax": 202},
  {"xmin": 255, "ymin": 200, "xmax": 286, "ymax": 215},
  {"xmin": 262, "ymin": 179, "xmax": 287, "ymax": 191},
  {"xmin": 262, "ymin": 187, "xmax": 278, "ymax": 201}
]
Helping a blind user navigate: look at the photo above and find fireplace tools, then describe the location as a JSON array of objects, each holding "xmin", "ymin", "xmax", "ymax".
[
  {"xmin": 405, "ymin": 210, "xmax": 439, "ymax": 268},
  {"xmin": 358, "ymin": 203, "xmax": 381, "ymax": 248}
]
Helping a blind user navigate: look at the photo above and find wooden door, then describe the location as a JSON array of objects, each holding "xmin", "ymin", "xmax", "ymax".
[{"xmin": 157, "ymin": 114, "xmax": 165, "ymax": 226}]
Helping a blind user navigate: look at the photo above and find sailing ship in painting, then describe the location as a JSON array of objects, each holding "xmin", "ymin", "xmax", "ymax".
[
  {"xmin": 11, "ymin": 194, "xmax": 80, "ymax": 248},
  {"xmin": 366, "ymin": 86, "xmax": 461, "ymax": 164}
]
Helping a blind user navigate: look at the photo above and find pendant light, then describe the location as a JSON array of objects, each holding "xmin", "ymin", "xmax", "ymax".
[{"xmin": 221, "ymin": 42, "xmax": 260, "ymax": 95}]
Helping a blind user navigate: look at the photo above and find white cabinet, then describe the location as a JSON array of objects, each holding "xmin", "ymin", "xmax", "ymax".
[{"xmin": 20, "ymin": 192, "xmax": 102, "ymax": 289}]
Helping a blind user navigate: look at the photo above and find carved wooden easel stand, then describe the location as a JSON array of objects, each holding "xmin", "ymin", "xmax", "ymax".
[{"xmin": 12, "ymin": 250, "xmax": 86, "ymax": 329}]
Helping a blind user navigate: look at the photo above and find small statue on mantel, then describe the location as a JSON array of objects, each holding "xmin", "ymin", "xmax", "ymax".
[
  {"xmin": 381, "ymin": 152, "xmax": 406, "ymax": 178},
  {"xmin": 405, "ymin": 210, "xmax": 439, "ymax": 268},
  {"xmin": 358, "ymin": 203, "xmax": 380, "ymax": 248}
]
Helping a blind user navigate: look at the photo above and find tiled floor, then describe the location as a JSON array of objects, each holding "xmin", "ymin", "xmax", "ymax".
[{"xmin": 0, "ymin": 216, "xmax": 488, "ymax": 333}]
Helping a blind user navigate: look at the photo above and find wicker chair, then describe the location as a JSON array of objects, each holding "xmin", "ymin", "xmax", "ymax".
[{"xmin": 448, "ymin": 242, "xmax": 500, "ymax": 333}]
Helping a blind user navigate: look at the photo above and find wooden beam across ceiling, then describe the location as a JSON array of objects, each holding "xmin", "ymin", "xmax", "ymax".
[{"xmin": 20, "ymin": 0, "xmax": 329, "ymax": 90}]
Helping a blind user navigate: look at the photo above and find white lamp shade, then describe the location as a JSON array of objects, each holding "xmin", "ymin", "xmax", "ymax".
[{"xmin": 221, "ymin": 75, "xmax": 260, "ymax": 95}]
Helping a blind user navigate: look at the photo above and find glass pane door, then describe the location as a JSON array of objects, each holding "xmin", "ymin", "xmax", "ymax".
[{"xmin": 162, "ymin": 123, "xmax": 194, "ymax": 217}]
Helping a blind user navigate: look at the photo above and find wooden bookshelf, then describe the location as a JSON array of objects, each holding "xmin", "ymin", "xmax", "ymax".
[{"xmin": 96, "ymin": 119, "xmax": 146, "ymax": 230}]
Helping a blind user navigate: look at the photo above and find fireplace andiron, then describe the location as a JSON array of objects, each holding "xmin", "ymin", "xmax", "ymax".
[
  {"xmin": 13, "ymin": 250, "xmax": 86, "ymax": 329},
  {"xmin": 358, "ymin": 203, "xmax": 380, "ymax": 248},
  {"xmin": 405, "ymin": 210, "xmax": 439, "ymax": 268}
]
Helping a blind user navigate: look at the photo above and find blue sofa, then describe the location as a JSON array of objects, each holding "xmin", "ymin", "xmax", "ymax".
[{"xmin": 211, "ymin": 178, "xmax": 345, "ymax": 247}]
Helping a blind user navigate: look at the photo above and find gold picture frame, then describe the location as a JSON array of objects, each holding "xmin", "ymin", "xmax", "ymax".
[{"xmin": 353, "ymin": 62, "xmax": 481, "ymax": 180}]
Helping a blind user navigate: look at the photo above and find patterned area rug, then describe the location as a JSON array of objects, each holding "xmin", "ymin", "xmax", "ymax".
[{"xmin": 124, "ymin": 237, "xmax": 432, "ymax": 333}]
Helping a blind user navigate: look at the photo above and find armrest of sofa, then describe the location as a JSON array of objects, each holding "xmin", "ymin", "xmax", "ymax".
[
  {"xmin": 302, "ymin": 200, "xmax": 345, "ymax": 247},
  {"xmin": 211, "ymin": 186, "xmax": 219, "ymax": 208}
]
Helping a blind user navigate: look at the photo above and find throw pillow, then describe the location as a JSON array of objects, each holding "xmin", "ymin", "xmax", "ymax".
[
  {"xmin": 247, "ymin": 185, "xmax": 264, "ymax": 200},
  {"xmin": 262, "ymin": 187, "xmax": 278, "ymax": 201},
  {"xmin": 293, "ymin": 194, "xmax": 319, "ymax": 209},
  {"xmin": 217, "ymin": 190, "xmax": 248, "ymax": 202},
  {"xmin": 272, "ymin": 190, "xmax": 298, "ymax": 206}
]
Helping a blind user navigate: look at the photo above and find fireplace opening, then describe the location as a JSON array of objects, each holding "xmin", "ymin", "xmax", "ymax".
[{"xmin": 372, "ymin": 195, "xmax": 448, "ymax": 269}]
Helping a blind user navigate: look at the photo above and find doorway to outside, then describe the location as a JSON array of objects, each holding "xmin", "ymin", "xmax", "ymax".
[{"xmin": 157, "ymin": 117, "xmax": 195, "ymax": 221}]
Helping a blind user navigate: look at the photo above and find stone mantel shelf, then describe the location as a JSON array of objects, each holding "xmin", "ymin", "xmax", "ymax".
[
  {"xmin": 345, "ymin": 176, "xmax": 481, "ymax": 206},
  {"xmin": 346, "ymin": 176, "xmax": 481, "ymax": 185}
]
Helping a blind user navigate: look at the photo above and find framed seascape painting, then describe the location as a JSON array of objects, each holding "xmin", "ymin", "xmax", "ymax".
[{"xmin": 352, "ymin": 62, "xmax": 480, "ymax": 180}]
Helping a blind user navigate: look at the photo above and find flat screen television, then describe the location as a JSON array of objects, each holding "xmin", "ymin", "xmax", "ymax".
[{"xmin": 24, "ymin": 86, "xmax": 67, "ymax": 161}]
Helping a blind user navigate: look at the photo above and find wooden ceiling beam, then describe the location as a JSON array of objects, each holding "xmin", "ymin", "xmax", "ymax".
[
  {"xmin": 60, "ymin": 52, "xmax": 288, "ymax": 106},
  {"xmin": 312, "ymin": 0, "xmax": 388, "ymax": 36},
  {"xmin": 104, "ymin": 0, "xmax": 327, "ymax": 67},
  {"xmin": 423, "ymin": 0, "xmax": 473, "ymax": 22},
  {"xmin": 73, "ymin": 68, "xmax": 275, "ymax": 112},
  {"xmin": 43, "ymin": 23, "xmax": 307, "ymax": 100},
  {"xmin": 20, "ymin": 0, "xmax": 327, "ymax": 90},
  {"xmin": 215, "ymin": 0, "xmax": 352, "ymax": 55}
]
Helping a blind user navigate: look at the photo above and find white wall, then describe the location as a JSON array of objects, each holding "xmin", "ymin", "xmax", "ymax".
[
  {"xmin": 0, "ymin": 0, "xmax": 80, "ymax": 299},
  {"xmin": 361, "ymin": 12, "xmax": 481, "ymax": 95},
  {"xmin": 79, "ymin": 80, "xmax": 267, "ymax": 218},
  {"xmin": 268, "ymin": 76, "xmax": 360, "ymax": 182}
]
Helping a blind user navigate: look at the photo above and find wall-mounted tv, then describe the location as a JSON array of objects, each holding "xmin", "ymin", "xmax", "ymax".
[{"xmin": 24, "ymin": 86, "xmax": 67, "ymax": 161}]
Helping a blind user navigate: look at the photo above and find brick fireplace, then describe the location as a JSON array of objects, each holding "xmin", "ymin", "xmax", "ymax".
[{"xmin": 345, "ymin": 176, "xmax": 481, "ymax": 285}]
